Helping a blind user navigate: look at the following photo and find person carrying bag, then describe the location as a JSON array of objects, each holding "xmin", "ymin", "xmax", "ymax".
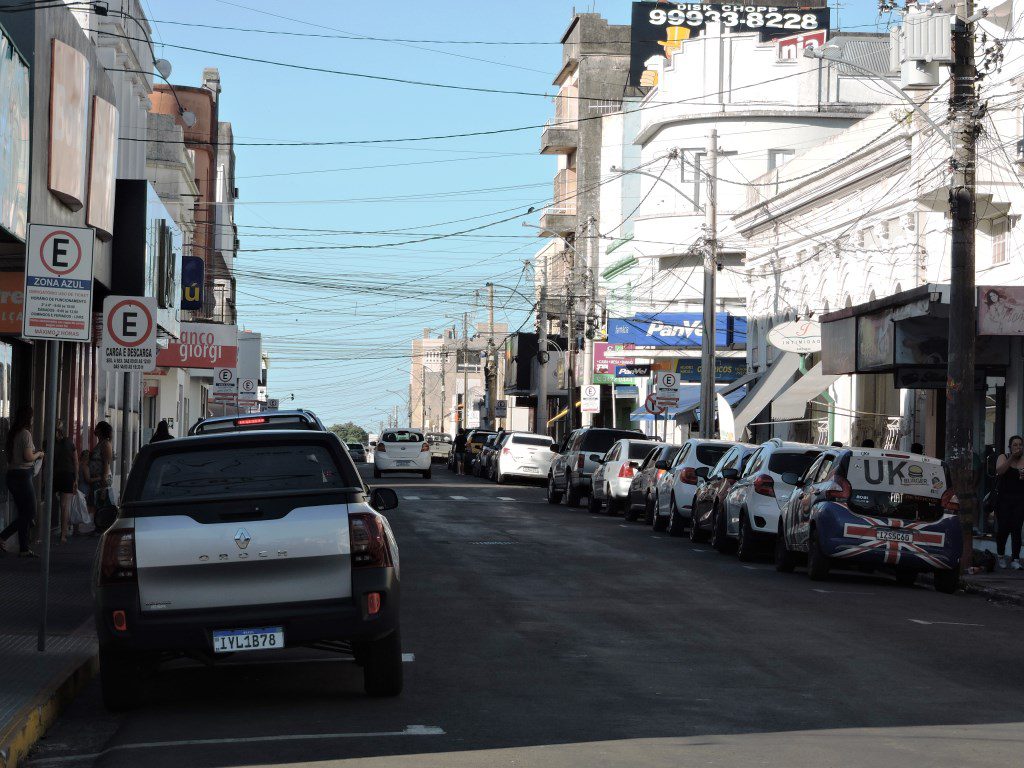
[{"xmin": 994, "ymin": 435, "xmax": 1024, "ymax": 570}]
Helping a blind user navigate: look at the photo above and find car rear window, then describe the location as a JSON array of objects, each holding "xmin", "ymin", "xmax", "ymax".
[
  {"xmin": 695, "ymin": 444, "xmax": 729, "ymax": 466},
  {"xmin": 427, "ymin": 434, "xmax": 452, "ymax": 443},
  {"xmin": 346, "ymin": 443, "xmax": 363, "ymax": 450},
  {"xmin": 845, "ymin": 455, "xmax": 947, "ymax": 519},
  {"xmin": 383, "ymin": 431, "xmax": 423, "ymax": 443},
  {"xmin": 628, "ymin": 443, "xmax": 658, "ymax": 460},
  {"xmin": 581, "ymin": 430, "xmax": 645, "ymax": 453},
  {"xmin": 195, "ymin": 415, "xmax": 316, "ymax": 434},
  {"xmin": 138, "ymin": 444, "xmax": 356, "ymax": 501},
  {"xmin": 512, "ymin": 435, "xmax": 553, "ymax": 447},
  {"xmin": 769, "ymin": 451, "xmax": 820, "ymax": 477}
]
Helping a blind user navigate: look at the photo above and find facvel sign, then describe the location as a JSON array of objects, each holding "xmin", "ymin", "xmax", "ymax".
[
  {"xmin": 23, "ymin": 224, "xmax": 95, "ymax": 341},
  {"xmin": 101, "ymin": 295, "xmax": 157, "ymax": 371}
]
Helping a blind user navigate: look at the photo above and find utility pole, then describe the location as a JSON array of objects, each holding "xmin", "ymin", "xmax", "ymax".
[
  {"xmin": 440, "ymin": 346, "xmax": 448, "ymax": 434},
  {"xmin": 462, "ymin": 312, "xmax": 469, "ymax": 431},
  {"xmin": 580, "ymin": 216, "xmax": 598, "ymax": 427},
  {"xmin": 536, "ymin": 254, "xmax": 549, "ymax": 435},
  {"xmin": 420, "ymin": 364, "xmax": 427, "ymax": 431},
  {"xmin": 699, "ymin": 129, "xmax": 719, "ymax": 440},
  {"xmin": 566, "ymin": 244, "xmax": 576, "ymax": 433},
  {"xmin": 486, "ymin": 282, "xmax": 496, "ymax": 428},
  {"xmin": 945, "ymin": 0, "xmax": 978, "ymax": 565}
]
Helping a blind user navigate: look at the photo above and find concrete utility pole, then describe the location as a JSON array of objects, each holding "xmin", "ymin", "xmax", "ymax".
[
  {"xmin": 945, "ymin": 0, "xmax": 979, "ymax": 563},
  {"xmin": 462, "ymin": 312, "xmax": 469, "ymax": 430},
  {"xmin": 566, "ymin": 244, "xmax": 576, "ymax": 433},
  {"xmin": 536, "ymin": 254, "xmax": 549, "ymax": 435},
  {"xmin": 581, "ymin": 216, "xmax": 598, "ymax": 427},
  {"xmin": 699, "ymin": 129, "xmax": 719, "ymax": 440},
  {"xmin": 440, "ymin": 347, "xmax": 448, "ymax": 434},
  {"xmin": 486, "ymin": 282, "xmax": 496, "ymax": 429},
  {"xmin": 420, "ymin": 365, "xmax": 427, "ymax": 431}
]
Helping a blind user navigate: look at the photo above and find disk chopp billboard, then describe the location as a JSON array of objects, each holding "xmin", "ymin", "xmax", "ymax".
[{"xmin": 629, "ymin": 2, "xmax": 830, "ymax": 87}]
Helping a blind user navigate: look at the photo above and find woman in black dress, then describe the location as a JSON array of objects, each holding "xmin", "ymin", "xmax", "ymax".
[
  {"xmin": 994, "ymin": 435, "xmax": 1024, "ymax": 569},
  {"xmin": 54, "ymin": 421, "xmax": 78, "ymax": 544}
]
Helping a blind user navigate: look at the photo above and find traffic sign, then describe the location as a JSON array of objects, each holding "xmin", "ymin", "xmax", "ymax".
[
  {"xmin": 238, "ymin": 377, "xmax": 258, "ymax": 404},
  {"xmin": 23, "ymin": 224, "xmax": 95, "ymax": 341},
  {"xmin": 101, "ymin": 296, "xmax": 157, "ymax": 371},
  {"xmin": 267, "ymin": 398, "xmax": 280, "ymax": 411},
  {"xmin": 644, "ymin": 393, "xmax": 667, "ymax": 416},
  {"xmin": 655, "ymin": 371, "xmax": 680, "ymax": 408},
  {"xmin": 581, "ymin": 384, "xmax": 601, "ymax": 414},
  {"xmin": 212, "ymin": 367, "xmax": 237, "ymax": 403}
]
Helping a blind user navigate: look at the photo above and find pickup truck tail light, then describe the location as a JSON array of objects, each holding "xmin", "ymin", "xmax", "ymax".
[
  {"xmin": 99, "ymin": 527, "xmax": 137, "ymax": 584},
  {"xmin": 618, "ymin": 463, "xmax": 635, "ymax": 479},
  {"xmin": 420, "ymin": 442, "xmax": 430, "ymax": 452},
  {"xmin": 940, "ymin": 488, "xmax": 960, "ymax": 513},
  {"xmin": 825, "ymin": 476, "xmax": 852, "ymax": 502},
  {"xmin": 349, "ymin": 513, "xmax": 393, "ymax": 568},
  {"xmin": 678, "ymin": 467, "xmax": 698, "ymax": 485},
  {"xmin": 753, "ymin": 474, "xmax": 775, "ymax": 497}
]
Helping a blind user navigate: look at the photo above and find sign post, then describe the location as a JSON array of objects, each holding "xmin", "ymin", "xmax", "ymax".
[
  {"xmin": 212, "ymin": 367, "xmax": 237, "ymax": 406},
  {"xmin": 238, "ymin": 377, "xmax": 258, "ymax": 413},
  {"xmin": 581, "ymin": 384, "xmax": 601, "ymax": 414},
  {"xmin": 23, "ymin": 224, "xmax": 95, "ymax": 653}
]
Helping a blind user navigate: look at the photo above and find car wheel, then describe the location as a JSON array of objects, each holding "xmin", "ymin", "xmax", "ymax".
[
  {"xmin": 689, "ymin": 507, "xmax": 706, "ymax": 542},
  {"xmin": 361, "ymin": 629, "xmax": 403, "ymax": 697},
  {"xmin": 100, "ymin": 647, "xmax": 142, "ymax": 711},
  {"xmin": 546, "ymin": 475, "xmax": 563, "ymax": 505},
  {"xmin": 646, "ymin": 494, "xmax": 656, "ymax": 525},
  {"xmin": 667, "ymin": 498, "xmax": 686, "ymax": 537},
  {"xmin": 736, "ymin": 514, "xmax": 755, "ymax": 562},
  {"xmin": 652, "ymin": 496, "xmax": 668, "ymax": 532},
  {"xmin": 422, "ymin": 468, "xmax": 432, "ymax": 480},
  {"xmin": 566, "ymin": 476, "xmax": 581, "ymax": 507},
  {"xmin": 933, "ymin": 569, "xmax": 958, "ymax": 594},
  {"xmin": 807, "ymin": 529, "xmax": 830, "ymax": 581},
  {"xmin": 373, "ymin": 467, "xmax": 382, "ymax": 479},
  {"xmin": 497, "ymin": 472, "xmax": 507, "ymax": 485},
  {"xmin": 588, "ymin": 489, "xmax": 603, "ymax": 514},
  {"xmin": 711, "ymin": 505, "xmax": 729, "ymax": 553},
  {"xmin": 774, "ymin": 524, "xmax": 797, "ymax": 573},
  {"xmin": 623, "ymin": 497, "xmax": 639, "ymax": 522}
]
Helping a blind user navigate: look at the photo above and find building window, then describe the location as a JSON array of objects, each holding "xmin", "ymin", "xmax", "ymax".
[
  {"xmin": 992, "ymin": 217, "xmax": 1013, "ymax": 265},
  {"xmin": 679, "ymin": 149, "xmax": 705, "ymax": 211},
  {"xmin": 768, "ymin": 149, "xmax": 795, "ymax": 171}
]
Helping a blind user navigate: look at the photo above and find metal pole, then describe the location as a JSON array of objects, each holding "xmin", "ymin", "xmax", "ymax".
[
  {"xmin": 440, "ymin": 347, "xmax": 447, "ymax": 434},
  {"xmin": 581, "ymin": 216, "xmax": 597, "ymax": 427},
  {"xmin": 566, "ymin": 247, "xmax": 575, "ymax": 434},
  {"xmin": 120, "ymin": 371, "xmax": 131, "ymax": 495},
  {"xmin": 38, "ymin": 340, "xmax": 59, "ymax": 651},
  {"xmin": 699, "ymin": 129, "xmax": 719, "ymax": 440},
  {"xmin": 536, "ymin": 258, "xmax": 549, "ymax": 435},
  {"xmin": 945, "ymin": 2, "xmax": 977, "ymax": 567},
  {"xmin": 486, "ymin": 282, "xmax": 496, "ymax": 429},
  {"xmin": 462, "ymin": 313, "xmax": 469, "ymax": 430}
]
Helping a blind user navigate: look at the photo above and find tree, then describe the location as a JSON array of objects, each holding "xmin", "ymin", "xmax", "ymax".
[{"xmin": 329, "ymin": 422, "xmax": 368, "ymax": 444}]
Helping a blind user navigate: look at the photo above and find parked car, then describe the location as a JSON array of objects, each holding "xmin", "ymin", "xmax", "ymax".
[
  {"xmin": 473, "ymin": 434, "xmax": 499, "ymax": 477},
  {"xmin": 347, "ymin": 442, "xmax": 367, "ymax": 463},
  {"xmin": 690, "ymin": 443, "xmax": 757, "ymax": 542},
  {"xmin": 464, "ymin": 429, "xmax": 496, "ymax": 474},
  {"xmin": 776, "ymin": 447, "xmax": 961, "ymax": 592},
  {"xmin": 546, "ymin": 429, "xmax": 582, "ymax": 504},
  {"xmin": 653, "ymin": 439, "xmax": 734, "ymax": 535},
  {"xmin": 479, "ymin": 431, "xmax": 511, "ymax": 479},
  {"xmin": 94, "ymin": 430, "xmax": 402, "ymax": 709},
  {"xmin": 426, "ymin": 432, "xmax": 452, "ymax": 463},
  {"xmin": 188, "ymin": 410, "xmax": 326, "ymax": 435},
  {"xmin": 627, "ymin": 443, "xmax": 683, "ymax": 522},
  {"xmin": 373, "ymin": 428, "xmax": 432, "ymax": 479},
  {"xmin": 494, "ymin": 433, "xmax": 556, "ymax": 484},
  {"xmin": 548, "ymin": 427, "xmax": 649, "ymax": 507},
  {"xmin": 718, "ymin": 439, "xmax": 824, "ymax": 559},
  {"xmin": 589, "ymin": 439, "xmax": 661, "ymax": 514}
]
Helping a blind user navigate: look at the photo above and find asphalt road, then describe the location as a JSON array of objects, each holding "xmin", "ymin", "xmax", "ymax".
[{"xmin": 27, "ymin": 464, "xmax": 1024, "ymax": 768}]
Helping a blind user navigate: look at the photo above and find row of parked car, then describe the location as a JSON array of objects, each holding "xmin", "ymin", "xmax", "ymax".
[{"xmin": 464, "ymin": 425, "xmax": 963, "ymax": 593}]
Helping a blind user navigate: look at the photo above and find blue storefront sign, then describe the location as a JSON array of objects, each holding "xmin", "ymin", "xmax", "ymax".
[
  {"xmin": 615, "ymin": 364, "xmax": 651, "ymax": 377},
  {"xmin": 607, "ymin": 312, "xmax": 746, "ymax": 349},
  {"xmin": 181, "ymin": 255, "xmax": 204, "ymax": 310}
]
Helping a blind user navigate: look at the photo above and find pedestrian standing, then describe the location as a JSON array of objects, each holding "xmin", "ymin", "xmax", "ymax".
[
  {"xmin": 994, "ymin": 435, "xmax": 1024, "ymax": 569},
  {"xmin": 150, "ymin": 420, "xmax": 173, "ymax": 443},
  {"xmin": 87, "ymin": 421, "xmax": 114, "ymax": 531},
  {"xmin": 453, "ymin": 428, "xmax": 468, "ymax": 476},
  {"xmin": 53, "ymin": 421, "xmax": 79, "ymax": 544},
  {"xmin": 0, "ymin": 406, "xmax": 44, "ymax": 557}
]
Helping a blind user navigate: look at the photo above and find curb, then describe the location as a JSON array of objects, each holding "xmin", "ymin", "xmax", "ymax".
[
  {"xmin": 961, "ymin": 579, "xmax": 1024, "ymax": 608},
  {"xmin": 0, "ymin": 652, "xmax": 98, "ymax": 768}
]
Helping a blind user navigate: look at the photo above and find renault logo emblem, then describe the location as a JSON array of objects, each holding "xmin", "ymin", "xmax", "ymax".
[{"xmin": 234, "ymin": 528, "xmax": 252, "ymax": 550}]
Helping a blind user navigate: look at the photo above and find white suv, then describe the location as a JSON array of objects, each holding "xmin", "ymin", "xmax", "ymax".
[
  {"xmin": 653, "ymin": 439, "xmax": 733, "ymax": 535},
  {"xmin": 373, "ymin": 429, "xmax": 432, "ymax": 479},
  {"xmin": 719, "ymin": 439, "xmax": 824, "ymax": 560}
]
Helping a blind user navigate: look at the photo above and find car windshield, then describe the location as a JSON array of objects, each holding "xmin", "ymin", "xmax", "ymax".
[
  {"xmin": 845, "ymin": 455, "xmax": 948, "ymax": 520},
  {"xmin": 138, "ymin": 444, "xmax": 356, "ymax": 501},
  {"xmin": 512, "ymin": 436, "xmax": 553, "ymax": 447},
  {"xmin": 695, "ymin": 444, "xmax": 729, "ymax": 466},
  {"xmin": 628, "ymin": 443, "xmax": 658, "ymax": 460},
  {"xmin": 581, "ymin": 430, "xmax": 644, "ymax": 453},
  {"xmin": 383, "ymin": 431, "xmax": 423, "ymax": 443},
  {"xmin": 769, "ymin": 451, "xmax": 820, "ymax": 478}
]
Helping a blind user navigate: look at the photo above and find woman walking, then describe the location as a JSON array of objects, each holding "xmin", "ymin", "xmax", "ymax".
[
  {"xmin": 87, "ymin": 421, "xmax": 113, "ymax": 530},
  {"xmin": 53, "ymin": 421, "xmax": 79, "ymax": 543},
  {"xmin": 995, "ymin": 435, "xmax": 1024, "ymax": 569},
  {"xmin": 0, "ymin": 406, "xmax": 45, "ymax": 556},
  {"xmin": 150, "ymin": 420, "xmax": 172, "ymax": 443}
]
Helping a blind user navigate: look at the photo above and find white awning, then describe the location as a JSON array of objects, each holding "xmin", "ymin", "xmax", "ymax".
[
  {"xmin": 732, "ymin": 352, "xmax": 803, "ymax": 435},
  {"xmin": 673, "ymin": 370, "xmax": 761, "ymax": 420},
  {"xmin": 771, "ymin": 361, "xmax": 842, "ymax": 420}
]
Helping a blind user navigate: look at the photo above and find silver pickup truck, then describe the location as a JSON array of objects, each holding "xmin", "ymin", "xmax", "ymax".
[{"xmin": 93, "ymin": 430, "xmax": 402, "ymax": 709}]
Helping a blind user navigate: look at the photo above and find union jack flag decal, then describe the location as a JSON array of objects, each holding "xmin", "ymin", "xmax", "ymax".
[{"xmin": 834, "ymin": 515, "xmax": 950, "ymax": 569}]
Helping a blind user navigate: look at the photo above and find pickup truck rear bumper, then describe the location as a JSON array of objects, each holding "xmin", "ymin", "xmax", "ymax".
[{"xmin": 95, "ymin": 567, "xmax": 398, "ymax": 654}]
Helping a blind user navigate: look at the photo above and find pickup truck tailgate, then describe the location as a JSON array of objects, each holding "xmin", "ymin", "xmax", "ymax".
[{"xmin": 135, "ymin": 503, "xmax": 352, "ymax": 612}]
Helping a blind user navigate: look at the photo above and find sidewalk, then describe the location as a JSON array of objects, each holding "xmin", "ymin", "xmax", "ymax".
[
  {"xmin": 954, "ymin": 536, "xmax": 1024, "ymax": 606},
  {"xmin": 0, "ymin": 534, "xmax": 99, "ymax": 768}
]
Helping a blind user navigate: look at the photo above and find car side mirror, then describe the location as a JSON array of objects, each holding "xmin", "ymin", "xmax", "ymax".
[
  {"xmin": 722, "ymin": 468, "xmax": 739, "ymax": 480},
  {"xmin": 781, "ymin": 472, "xmax": 803, "ymax": 487},
  {"xmin": 370, "ymin": 487, "xmax": 399, "ymax": 511},
  {"xmin": 695, "ymin": 466, "xmax": 709, "ymax": 479},
  {"xmin": 654, "ymin": 459, "xmax": 669, "ymax": 470}
]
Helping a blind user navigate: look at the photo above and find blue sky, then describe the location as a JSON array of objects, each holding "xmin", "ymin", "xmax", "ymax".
[{"xmin": 149, "ymin": 0, "xmax": 887, "ymax": 431}]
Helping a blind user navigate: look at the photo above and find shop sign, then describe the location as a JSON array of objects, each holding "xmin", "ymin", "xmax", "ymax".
[
  {"xmin": 181, "ymin": 255, "xmax": 204, "ymax": 310},
  {"xmin": 22, "ymin": 224, "xmax": 95, "ymax": 341},
  {"xmin": 607, "ymin": 312, "xmax": 744, "ymax": 349},
  {"xmin": 629, "ymin": 2, "xmax": 830, "ymax": 87},
  {"xmin": 776, "ymin": 29, "xmax": 827, "ymax": 60},
  {"xmin": 979, "ymin": 286, "xmax": 1024, "ymax": 336},
  {"xmin": 676, "ymin": 357, "xmax": 746, "ymax": 382},
  {"xmin": 101, "ymin": 295, "xmax": 157, "ymax": 371},
  {"xmin": 767, "ymin": 320, "xmax": 822, "ymax": 354},
  {"xmin": 0, "ymin": 272, "xmax": 24, "ymax": 334},
  {"xmin": 156, "ymin": 322, "xmax": 238, "ymax": 368},
  {"xmin": 48, "ymin": 40, "xmax": 89, "ymax": 211},
  {"xmin": 615, "ymin": 364, "xmax": 651, "ymax": 377},
  {"xmin": 0, "ymin": 28, "xmax": 30, "ymax": 241}
]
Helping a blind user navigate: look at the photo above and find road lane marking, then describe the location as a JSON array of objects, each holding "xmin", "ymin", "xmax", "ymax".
[
  {"xmin": 811, "ymin": 589, "xmax": 875, "ymax": 595},
  {"xmin": 908, "ymin": 619, "xmax": 984, "ymax": 626},
  {"xmin": 402, "ymin": 653, "xmax": 416, "ymax": 662},
  {"xmin": 28, "ymin": 726, "xmax": 447, "ymax": 764},
  {"xmin": 450, "ymin": 495, "xmax": 468, "ymax": 500},
  {"xmin": 404, "ymin": 496, "xmax": 421, "ymax": 500},
  {"xmin": 741, "ymin": 565, "xmax": 758, "ymax": 570},
  {"xmin": 497, "ymin": 496, "xmax": 515, "ymax": 501}
]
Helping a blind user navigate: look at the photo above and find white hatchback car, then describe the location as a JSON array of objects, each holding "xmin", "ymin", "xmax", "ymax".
[
  {"xmin": 495, "ymin": 433, "xmax": 556, "ymax": 483},
  {"xmin": 653, "ymin": 439, "xmax": 734, "ymax": 535},
  {"xmin": 373, "ymin": 428, "xmax": 432, "ymax": 479},
  {"xmin": 589, "ymin": 438, "xmax": 660, "ymax": 514}
]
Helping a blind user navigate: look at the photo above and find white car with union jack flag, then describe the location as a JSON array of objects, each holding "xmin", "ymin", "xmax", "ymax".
[{"xmin": 775, "ymin": 447, "xmax": 962, "ymax": 593}]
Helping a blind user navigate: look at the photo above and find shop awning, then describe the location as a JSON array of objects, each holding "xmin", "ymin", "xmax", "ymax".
[
  {"xmin": 629, "ymin": 384, "xmax": 747, "ymax": 422},
  {"xmin": 672, "ymin": 371, "xmax": 761, "ymax": 420},
  {"xmin": 771, "ymin": 361, "xmax": 841, "ymax": 420},
  {"xmin": 732, "ymin": 352, "xmax": 803, "ymax": 435},
  {"xmin": 547, "ymin": 400, "xmax": 581, "ymax": 426}
]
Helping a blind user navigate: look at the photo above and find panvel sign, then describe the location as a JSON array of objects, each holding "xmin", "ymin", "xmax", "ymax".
[
  {"xmin": 607, "ymin": 313, "xmax": 745, "ymax": 349},
  {"xmin": 156, "ymin": 322, "xmax": 238, "ymax": 369},
  {"xmin": 629, "ymin": 2, "xmax": 830, "ymax": 87}
]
